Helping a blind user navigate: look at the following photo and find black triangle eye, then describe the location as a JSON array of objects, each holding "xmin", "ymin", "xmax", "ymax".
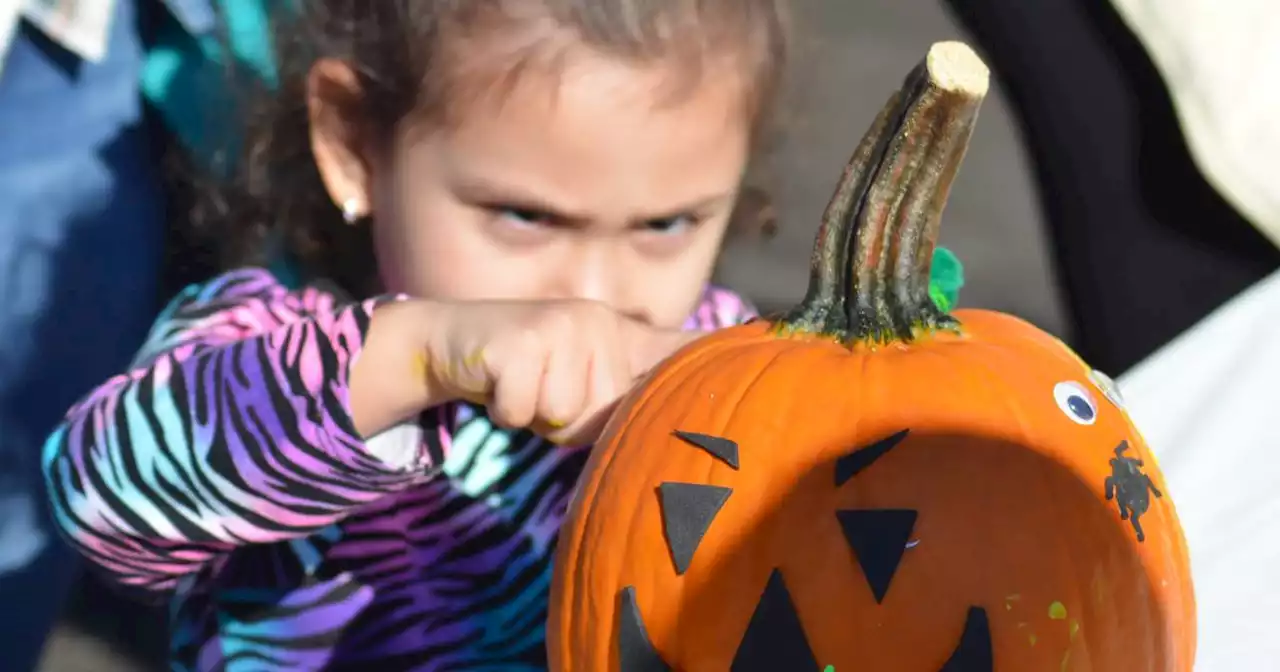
[
  {"xmin": 835, "ymin": 429, "xmax": 909, "ymax": 485},
  {"xmin": 834, "ymin": 430, "xmax": 916, "ymax": 603},
  {"xmin": 674, "ymin": 430, "xmax": 739, "ymax": 469},
  {"xmin": 658, "ymin": 482, "xmax": 732, "ymax": 575}
]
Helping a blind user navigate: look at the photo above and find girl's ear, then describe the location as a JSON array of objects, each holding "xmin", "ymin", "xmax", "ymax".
[{"xmin": 308, "ymin": 58, "xmax": 373, "ymax": 221}]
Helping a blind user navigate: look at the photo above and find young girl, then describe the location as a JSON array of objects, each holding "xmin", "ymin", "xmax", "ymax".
[{"xmin": 42, "ymin": 1, "xmax": 788, "ymax": 669}]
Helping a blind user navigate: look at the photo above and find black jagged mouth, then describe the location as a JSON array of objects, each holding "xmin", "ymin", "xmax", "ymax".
[{"xmin": 616, "ymin": 577, "xmax": 992, "ymax": 671}]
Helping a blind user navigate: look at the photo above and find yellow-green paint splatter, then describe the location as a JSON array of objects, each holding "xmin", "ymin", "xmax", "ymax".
[
  {"xmin": 1048, "ymin": 601, "xmax": 1068, "ymax": 620},
  {"xmin": 413, "ymin": 351, "xmax": 431, "ymax": 380},
  {"xmin": 1060, "ymin": 650, "xmax": 1072, "ymax": 672},
  {"xmin": 1029, "ymin": 633, "xmax": 1038, "ymax": 646},
  {"xmin": 1070, "ymin": 619, "xmax": 1080, "ymax": 640}
]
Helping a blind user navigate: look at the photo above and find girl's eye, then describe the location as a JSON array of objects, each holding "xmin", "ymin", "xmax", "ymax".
[
  {"xmin": 643, "ymin": 214, "xmax": 697, "ymax": 235},
  {"xmin": 496, "ymin": 207, "xmax": 553, "ymax": 228}
]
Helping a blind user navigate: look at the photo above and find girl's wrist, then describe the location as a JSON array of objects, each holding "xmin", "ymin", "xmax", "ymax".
[
  {"xmin": 352, "ymin": 298, "xmax": 456, "ymax": 436},
  {"xmin": 407, "ymin": 298, "xmax": 460, "ymax": 408}
]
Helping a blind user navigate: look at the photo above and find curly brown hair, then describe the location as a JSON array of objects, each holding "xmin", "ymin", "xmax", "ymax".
[{"xmin": 195, "ymin": 0, "xmax": 790, "ymax": 295}]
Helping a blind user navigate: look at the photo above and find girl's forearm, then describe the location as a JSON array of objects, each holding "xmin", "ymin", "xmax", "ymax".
[{"xmin": 43, "ymin": 278, "xmax": 438, "ymax": 592}]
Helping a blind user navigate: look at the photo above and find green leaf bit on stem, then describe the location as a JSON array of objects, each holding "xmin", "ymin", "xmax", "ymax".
[
  {"xmin": 928, "ymin": 246, "xmax": 965, "ymax": 312},
  {"xmin": 778, "ymin": 42, "xmax": 988, "ymax": 346}
]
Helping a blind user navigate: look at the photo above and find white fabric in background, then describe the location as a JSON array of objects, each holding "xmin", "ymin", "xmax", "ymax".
[
  {"xmin": 0, "ymin": 0, "xmax": 117, "ymax": 76},
  {"xmin": 0, "ymin": 0, "xmax": 23, "ymax": 70},
  {"xmin": 1119, "ymin": 269, "xmax": 1280, "ymax": 670},
  {"xmin": 365, "ymin": 422, "xmax": 425, "ymax": 472},
  {"xmin": 1108, "ymin": 0, "xmax": 1280, "ymax": 248}
]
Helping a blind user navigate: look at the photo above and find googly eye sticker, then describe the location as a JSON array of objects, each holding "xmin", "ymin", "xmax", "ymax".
[
  {"xmin": 1088, "ymin": 369, "xmax": 1125, "ymax": 408},
  {"xmin": 1054, "ymin": 381, "xmax": 1098, "ymax": 425}
]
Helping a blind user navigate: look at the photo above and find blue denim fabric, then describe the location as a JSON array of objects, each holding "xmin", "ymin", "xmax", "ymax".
[{"xmin": 0, "ymin": 0, "xmax": 165, "ymax": 668}]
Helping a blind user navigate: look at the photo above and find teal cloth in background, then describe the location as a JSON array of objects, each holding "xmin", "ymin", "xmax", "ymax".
[{"xmin": 140, "ymin": 0, "xmax": 281, "ymax": 166}]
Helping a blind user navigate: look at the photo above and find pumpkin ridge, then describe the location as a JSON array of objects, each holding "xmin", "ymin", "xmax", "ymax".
[
  {"xmin": 634, "ymin": 340, "xmax": 797, "ymax": 528},
  {"xmin": 568, "ymin": 338, "xmax": 792, "ymax": 667},
  {"xmin": 630, "ymin": 340, "xmax": 818, "ymax": 662},
  {"xmin": 556, "ymin": 335, "xmax": 745, "ymax": 667},
  {"xmin": 928, "ymin": 327, "xmax": 1184, "ymax": 575}
]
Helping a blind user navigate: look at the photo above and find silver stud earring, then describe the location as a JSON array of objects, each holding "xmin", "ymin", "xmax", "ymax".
[{"xmin": 341, "ymin": 198, "xmax": 363, "ymax": 224}]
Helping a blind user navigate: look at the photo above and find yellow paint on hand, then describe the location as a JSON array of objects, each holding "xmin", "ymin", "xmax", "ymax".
[
  {"xmin": 442, "ymin": 350, "xmax": 490, "ymax": 403},
  {"xmin": 1048, "ymin": 601, "xmax": 1068, "ymax": 620},
  {"xmin": 546, "ymin": 419, "xmax": 566, "ymax": 429},
  {"xmin": 435, "ymin": 349, "xmax": 459, "ymax": 383},
  {"xmin": 413, "ymin": 351, "xmax": 431, "ymax": 380}
]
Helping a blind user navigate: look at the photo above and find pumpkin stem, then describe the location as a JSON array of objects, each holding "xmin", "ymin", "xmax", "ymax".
[{"xmin": 780, "ymin": 41, "xmax": 989, "ymax": 344}]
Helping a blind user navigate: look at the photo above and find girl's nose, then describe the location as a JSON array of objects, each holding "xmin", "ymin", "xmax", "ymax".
[{"xmin": 550, "ymin": 237, "xmax": 629, "ymax": 308}]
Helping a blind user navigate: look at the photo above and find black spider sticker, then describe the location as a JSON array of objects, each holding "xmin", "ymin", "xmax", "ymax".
[{"xmin": 1104, "ymin": 441, "xmax": 1162, "ymax": 542}]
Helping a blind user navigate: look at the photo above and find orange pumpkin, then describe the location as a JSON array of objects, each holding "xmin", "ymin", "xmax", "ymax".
[{"xmin": 547, "ymin": 42, "xmax": 1195, "ymax": 671}]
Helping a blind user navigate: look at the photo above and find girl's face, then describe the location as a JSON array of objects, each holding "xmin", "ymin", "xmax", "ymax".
[{"xmin": 310, "ymin": 49, "xmax": 753, "ymax": 329}]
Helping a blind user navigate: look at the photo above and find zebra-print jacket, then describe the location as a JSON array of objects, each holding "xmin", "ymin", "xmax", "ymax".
[{"xmin": 41, "ymin": 267, "xmax": 755, "ymax": 671}]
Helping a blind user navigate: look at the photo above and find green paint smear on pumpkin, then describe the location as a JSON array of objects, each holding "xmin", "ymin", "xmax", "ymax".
[{"xmin": 1048, "ymin": 601, "xmax": 1068, "ymax": 620}]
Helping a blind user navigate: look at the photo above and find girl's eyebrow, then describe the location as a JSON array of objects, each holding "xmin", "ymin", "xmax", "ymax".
[
  {"xmin": 453, "ymin": 173, "xmax": 736, "ymax": 226},
  {"xmin": 632, "ymin": 193, "xmax": 736, "ymax": 225},
  {"xmin": 624, "ymin": 197, "xmax": 737, "ymax": 230},
  {"xmin": 450, "ymin": 173, "xmax": 589, "ymax": 223}
]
